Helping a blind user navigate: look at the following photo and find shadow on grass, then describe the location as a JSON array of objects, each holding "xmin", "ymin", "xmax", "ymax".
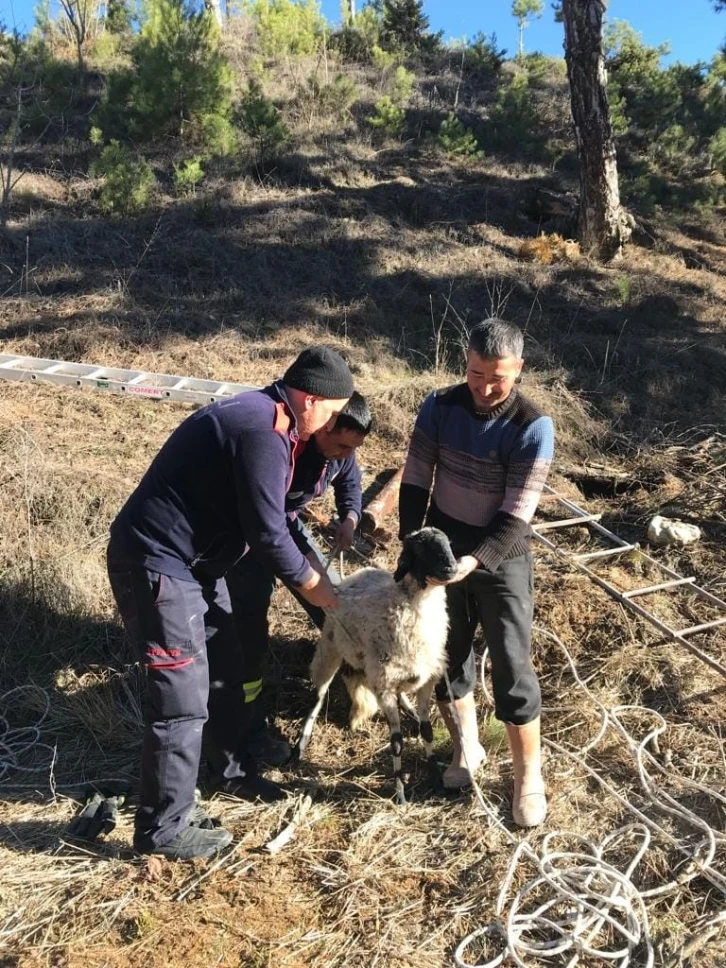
[{"xmin": 2, "ymin": 146, "xmax": 725, "ymax": 443}]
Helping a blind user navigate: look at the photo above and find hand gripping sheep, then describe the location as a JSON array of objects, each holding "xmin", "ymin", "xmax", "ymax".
[{"xmin": 296, "ymin": 528, "xmax": 459, "ymax": 804}]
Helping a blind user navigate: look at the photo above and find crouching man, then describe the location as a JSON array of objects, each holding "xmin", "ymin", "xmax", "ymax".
[
  {"xmin": 399, "ymin": 319, "xmax": 554, "ymax": 827},
  {"xmin": 107, "ymin": 346, "xmax": 354, "ymax": 859},
  {"xmin": 218, "ymin": 391, "xmax": 373, "ymax": 771}
]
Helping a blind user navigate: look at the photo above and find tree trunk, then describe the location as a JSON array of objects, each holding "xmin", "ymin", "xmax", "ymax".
[
  {"xmin": 205, "ymin": 0, "xmax": 223, "ymax": 29},
  {"xmin": 562, "ymin": 0, "xmax": 625, "ymax": 261}
]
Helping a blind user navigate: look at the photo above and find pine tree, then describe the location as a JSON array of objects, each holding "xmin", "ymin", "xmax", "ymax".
[
  {"xmin": 127, "ymin": 0, "xmax": 233, "ymax": 141},
  {"xmin": 105, "ymin": 0, "xmax": 132, "ymax": 35},
  {"xmin": 511, "ymin": 0, "xmax": 542, "ymax": 61},
  {"xmin": 380, "ymin": 0, "xmax": 440, "ymax": 54}
]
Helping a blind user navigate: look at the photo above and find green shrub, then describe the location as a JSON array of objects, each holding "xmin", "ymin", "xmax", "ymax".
[
  {"xmin": 462, "ymin": 31, "xmax": 506, "ymax": 77},
  {"xmin": 710, "ymin": 127, "xmax": 726, "ymax": 174},
  {"xmin": 244, "ymin": 0, "xmax": 325, "ymax": 58},
  {"xmin": 650, "ymin": 123, "xmax": 696, "ymax": 172},
  {"xmin": 334, "ymin": 4, "xmax": 381, "ymax": 62},
  {"xmin": 194, "ymin": 112, "xmax": 238, "ymax": 156},
  {"xmin": 173, "ymin": 155, "xmax": 205, "ymax": 195},
  {"xmin": 438, "ymin": 112, "xmax": 482, "ymax": 157},
  {"xmin": 90, "ymin": 140, "xmax": 156, "ymax": 214},
  {"xmin": 237, "ymin": 79, "xmax": 289, "ymax": 156},
  {"xmin": 371, "ymin": 43, "xmax": 397, "ymax": 72},
  {"xmin": 379, "ymin": 0, "xmax": 442, "ymax": 55},
  {"xmin": 298, "ymin": 73, "xmax": 358, "ymax": 123},
  {"xmin": 90, "ymin": 31, "xmax": 119, "ymax": 63},
  {"xmin": 367, "ymin": 95, "xmax": 405, "ymax": 136},
  {"xmin": 489, "ymin": 72, "xmax": 538, "ymax": 152},
  {"xmin": 608, "ymin": 83, "xmax": 630, "ymax": 137},
  {"xmin": 99, "ymin": 0, "xmax": 233, "ymax": 146},
  {"xmin": 524, "ymin": 51, "xmax": 566, "ymax": 86},
  {"xmin": 390, "ymin": 64, "xmax": 414, "ymax": 103},
  {"xmin": 613, "ymin": 275, "xmax": 632, "ymax": 307},
  {"xmin": 105, "ymin": 0, "xmax": 133, "ymax": 35}
]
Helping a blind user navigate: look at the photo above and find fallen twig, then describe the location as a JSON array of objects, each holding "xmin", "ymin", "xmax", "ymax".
[{"xmin": 264, "ymin": 793, "xmax": 315, "ymax": 855}]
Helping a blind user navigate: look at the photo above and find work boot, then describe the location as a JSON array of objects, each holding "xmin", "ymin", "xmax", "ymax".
[
  {"xmin": 137, "ymin": 823, "xmax": 233, "ymax": 861},
  {"xmin": 505, "ymin": 718, "xmax": 547, "ymax": 828},
  {"xmin": 437, "ymin": 693, "xmax": 487, "ymax": 790},
  {"xmin": 245, "ymin": 724, "xmax": 292, "ymax": 768},
  {"xmin": 218, "ymin": 773, "xmax": 287, "ymax": 803}
]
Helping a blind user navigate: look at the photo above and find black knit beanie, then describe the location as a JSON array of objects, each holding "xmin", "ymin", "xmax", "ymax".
[{"xmin": 283, "ymin": 346, "xmax": 354, "ymax": 399}]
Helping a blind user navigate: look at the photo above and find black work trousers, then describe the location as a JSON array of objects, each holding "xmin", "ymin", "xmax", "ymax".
[
  {"xmin": 108, "ymin": 543, "xmax": 282, "ymax": 850},
  {"xmin": 436, "ymin": 551, "xmax": 541, "ymax": 725}
]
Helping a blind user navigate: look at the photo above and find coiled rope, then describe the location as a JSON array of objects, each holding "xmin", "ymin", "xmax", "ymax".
[
  {"xmin": 0, "ymin": 685, "xmax": 131, "ymax": 792},
  {"xmin": 450, "ymin": 626, "xmax": 726, "ymax": 968}
]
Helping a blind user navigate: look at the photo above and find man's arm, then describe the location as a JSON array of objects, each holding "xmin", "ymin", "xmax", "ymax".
[
  {"xmin": 234, "ymin": 429, "xmax": 316, "ymax": 588},
  {"xmin": 398, "ymin": 393, "xmax": 439, "ymax": 538},
  {"xmin": 330, "ymin": 454, "xmax": 362, "ymax": 550},
  {"xmin": 472, "ymin": 414, "xmax": 554, "ymax": 573}
]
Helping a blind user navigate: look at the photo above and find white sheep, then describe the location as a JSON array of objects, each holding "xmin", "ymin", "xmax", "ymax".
[{"xmin": 296, "ymin": 528, "xmax": 459, "ymax": 803}]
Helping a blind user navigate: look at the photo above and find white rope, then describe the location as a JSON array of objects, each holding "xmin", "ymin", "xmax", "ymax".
[
  {"xmin": 0, "ymin": 685, "xmax": 131, "ymax": 792},
  {"xmin": 452, "ymin": 626, "xmax": 726, "ymax": 967},
  {"xmin": 0, "ymin": 686, "xmax": 56, "ymax": 784}
]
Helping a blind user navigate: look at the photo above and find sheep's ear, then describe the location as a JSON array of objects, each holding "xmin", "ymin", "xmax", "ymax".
[{"xmin": 393, "ymin": 551, "xmax": 410, "ymax": 583}]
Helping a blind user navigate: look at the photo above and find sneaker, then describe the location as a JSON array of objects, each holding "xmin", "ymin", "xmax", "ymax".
[
  {"xmin": 219, "ymin": 773, "xmax": 287, "ymax": 803},
  {"xmin": 188, "ymin": 801, "xmax": 221, "ymax": 830},
  {"xmin": 140, "ymin": 823, "xmax": 233, "ymax": 860}
]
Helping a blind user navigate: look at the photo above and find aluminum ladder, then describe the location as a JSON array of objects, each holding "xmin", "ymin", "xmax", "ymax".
[
  {"xmin": 0, "ymin": 353, "xmax": 257, "ymax": 405},
  {"xmin": 533, "ymin": 485, "xmax": 726, "ymax": 678}
]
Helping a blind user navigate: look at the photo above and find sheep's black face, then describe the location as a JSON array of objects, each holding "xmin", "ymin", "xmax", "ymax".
[{"xmin": 394, "ymin": 527, "xmax": 458, "ymax": 588}]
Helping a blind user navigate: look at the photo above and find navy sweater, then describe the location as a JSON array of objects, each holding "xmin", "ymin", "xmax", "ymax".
[
  {"xmin": 110, "ymin": 381, "xmax": 314, "ymax": 587},
  {"xmin": 286, "ymin": 442, "xmax": 361, "ymax": 521}
]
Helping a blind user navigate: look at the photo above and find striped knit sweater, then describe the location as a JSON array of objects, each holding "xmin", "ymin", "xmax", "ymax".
[{"xmin": 399, "ymin": 384, "xmax": 554, "ymax": 573}]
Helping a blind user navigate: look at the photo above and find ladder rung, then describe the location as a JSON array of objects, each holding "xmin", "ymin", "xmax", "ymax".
[
  {"xmin": 42, "ymin": 363, "xmax": 65, "ymax": 374},
  {"xmin": 623, "ymin": 577, "xmax": 697, "ymax": 599},
  {"xmin": 127, "ymin": 373, "xmax": 149, "ymax": 385},
  {"xmin": 534, "ymin": 513, "xmax": 602, "ymax": 532},
  {"xmin": 170, "ymin": 378, "xmax": 188, "ymax": 390},
  {"xmin": 677, "ymin": 618, "xmax": 726, "ymax": 637},
  {"xmin": 574, "ymin": 544, "xmax": 638, "ymax": 562},
  {"xmin": 85, "ymin": 368, "xmax": 108, "ymax": 380}
]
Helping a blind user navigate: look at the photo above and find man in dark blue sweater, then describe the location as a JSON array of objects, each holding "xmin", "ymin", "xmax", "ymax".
[
  {"xmin": 107, "ymin": 346, "xmax": 354, "ymax": 860},
  {"xmin": 225, "ymin": 392, "xmax": 372, "ymax": 770}
]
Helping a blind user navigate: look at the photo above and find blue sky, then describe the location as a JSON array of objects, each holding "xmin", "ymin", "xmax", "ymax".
[{"xmin": 4, "ymin": 0, "xmax": 725, "ymax": 66}]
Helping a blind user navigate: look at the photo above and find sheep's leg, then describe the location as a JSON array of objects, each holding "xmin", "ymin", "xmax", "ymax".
[
  {"xmin": 379, "ymin": 693, "xmax": 406, "ymax": 805},
  {"xmin": 398, "ymin": 692, "xmax": 420, "ymax": 735},
  {"xmin": 297, "ymin": 640, "xmax": 342, "ymax": 760},
  {"xmin": 416, "ymin": 681, "xmax": 441, "ymax": 789}
]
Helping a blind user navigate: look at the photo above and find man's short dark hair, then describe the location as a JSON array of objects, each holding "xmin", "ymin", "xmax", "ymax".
[
  {"xmin": 468, "ymin": 318, "xmax": 524, "ymax": 360},
  {"xmin": 334, "ymin": 391, "xmax": 372, "ymax": 436}
]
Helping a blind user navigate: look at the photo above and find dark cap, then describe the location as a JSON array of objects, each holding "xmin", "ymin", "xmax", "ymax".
[{"xmin": 283, "ymin": 345, "xmax": 354, "ymax": 399}]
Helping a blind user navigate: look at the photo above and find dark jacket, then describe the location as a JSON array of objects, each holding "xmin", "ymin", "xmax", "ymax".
[
  {"xmin": 286, "ymin": 440, "xmax": 361, "ymax": 519},
  {"xmin": 109, "ymin": 381, "xmax": 314, "ymax": 587}
]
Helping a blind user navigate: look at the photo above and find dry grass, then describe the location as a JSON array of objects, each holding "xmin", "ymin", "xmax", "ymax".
[
  {"xmin": 1, "ymin": 372, "xmax": 725, "ymax": 967},
  {"xmin": 2, "ymin": 61, "xmax": 726, "ymax": 963},
  {"xmin": 519, "ymin": 233, "xmax": 581, "ymax": 265}
]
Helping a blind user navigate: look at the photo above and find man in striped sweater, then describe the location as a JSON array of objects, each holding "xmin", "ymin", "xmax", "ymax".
[{"xmin": 399, "ymin": 319, "xmax": 554, "ymax": 827}]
